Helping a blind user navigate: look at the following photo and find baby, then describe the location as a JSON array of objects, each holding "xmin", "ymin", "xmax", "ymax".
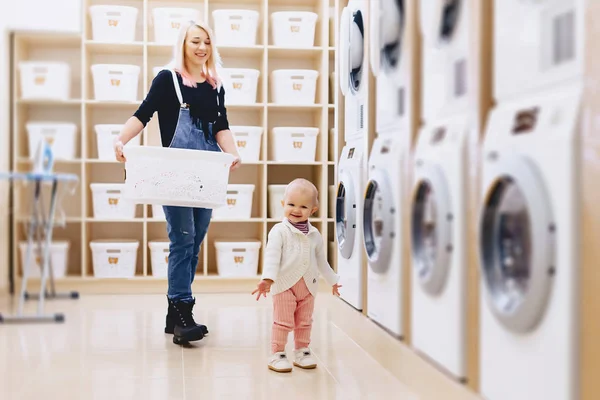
[{"xmin": 252, "ymin": 178, "xmax": 342, "ymax": 373}]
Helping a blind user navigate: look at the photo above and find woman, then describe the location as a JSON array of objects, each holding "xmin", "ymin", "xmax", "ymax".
[{"xmin": 114, "ymin": 20, "xmax": 240, "ymax": 345}]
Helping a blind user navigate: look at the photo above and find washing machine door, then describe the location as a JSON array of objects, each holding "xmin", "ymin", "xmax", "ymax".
[
  {"xmin": 370, "ymin": 0, "xmax": 405, "ymax": 76},
  {"xmin": 363, "ymin": 169, "xmax": 394, "ymax": 274},
  {"xmin": 411, "ymin": 162, "xmax": 453, "ymax": 295},
  {"xmin": 339, "ymin": 7, "xmax": 350, "ymax": 97},
  {"xmin": 479, "ymin": 154, "xmax": 556, "ymax": 333},
  {"xmin": 420, "ymin": 0, "xmax": 461, "ymax": 45},
  {"xmin": 336, "ymin": 170, "xmax": 357, "ymax": 259},
  {"xmin": 346, "ymin": 5, "xmax": 365, "ymax": 95}
]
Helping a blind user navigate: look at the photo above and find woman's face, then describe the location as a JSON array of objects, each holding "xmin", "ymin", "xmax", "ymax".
[{"xmin": 184, "ymin": 25, "xmax": 212, "ymax": 68}]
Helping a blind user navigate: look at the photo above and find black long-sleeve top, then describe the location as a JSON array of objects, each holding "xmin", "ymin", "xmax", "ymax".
[{"xmin": 133, "ymin": 69, "xmax": 230, "ymax": 147}]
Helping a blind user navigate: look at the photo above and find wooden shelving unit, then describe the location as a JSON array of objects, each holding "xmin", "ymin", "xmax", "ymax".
[{"xmin": 10, "ymin": 0, "xmax": 337, "ymax": 293}]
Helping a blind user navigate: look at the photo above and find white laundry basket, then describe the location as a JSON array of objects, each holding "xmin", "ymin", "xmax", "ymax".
[
  {"xmin": 148, "ymin": 241, "xmax": 170, "ymax": 278},
  {"xmin": 90, "ymin": 240, "xmax": 139, "ymax": 278},
  {"xmin": 212, "ymin": 9, "xmax": 259, "ymax": 46},
  {"xmin": 90, "ymin": 183, "xmax": 136, "ymax": 219},
  {"xmin": 94, "ymin": 124, "xmax": 140, "ymax": 160},
  {"xmin": 89, "ymin": 5, "xmax": 138, "ymax": 43},
  {"xmin": 271, "ymin": 127, "xmax": 319, "ymax": 162},
  {"xmin": 267, "ymin": 184, "xmax": 287, "ymax": 219},
  {"xmin": 212, "ymin": 184, "xmax": 255, "ymax": 219},
  {"xmin": 19, "ymin": 241, "xmax": 70, "ymax": 279},
  {"xmin": 230, "ymin": 126, "xmax": 262, "ymax": 162},
  {"xmin": 26, "ymin": 122, "xmax": 77, "ymax": 160},
  {"xmin": 214, "ymin": 240, "xmax": 261, "ymax": 277},
  {"xmin": 271, "ymin": 11, "xmax": 318, "ymax": 47},
  {"xmin": 123, "ymin": 145, "xmax": 235, "ymax": 208},
  {"xmin": 91, "ymin": 64, "xmax": 140, "ymax": 101},
  {"xmin": 19, "ymin": 62, "xmax": 71, "ymax": 100},
  {"xmin": 220, "ymin": 68, "xmax": 260, "ymax": 104},
  {"xmin": 151, "ymin": 204, "xmax": 165, "ymax": 220},
  {"xmin": 271, "ymin": 69, "xmax": 319, "ymax": 105},
  {"xmin": 152, "ymin": 7, "xmax": 201, "ymax": 45}
]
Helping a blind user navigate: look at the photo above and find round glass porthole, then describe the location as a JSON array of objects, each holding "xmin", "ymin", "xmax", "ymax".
[
  {"xmin": 336, "ymin": 177, "xmax": 356, "ymax": 259},
  {"xmin": 479, "ymin": 159, "xmax": 556, "ymax": 333},
  {"xmin": 440, "ymin": 0, "xmax": 461, "ymax": 41},
  {"xmin": 379, "ymin": 0, "xmax": 405, "ymax": 70},
  {"xmin": 363, "ymin": 170, "xmax": 394, "ymax": 274},
  {"xmin": 349, "ymin": 8, "xmax": 365, "ymax": 93}
]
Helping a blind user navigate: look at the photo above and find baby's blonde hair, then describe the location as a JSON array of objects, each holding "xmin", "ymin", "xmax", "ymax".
[{"xmin": 284, "ymin": 178, "xmax": 319, "ymax": 207}]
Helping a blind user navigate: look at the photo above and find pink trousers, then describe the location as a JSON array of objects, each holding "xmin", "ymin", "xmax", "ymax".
[{"xmin": 271, "ymin": 278, "xmax": 315, "ymax": 353}]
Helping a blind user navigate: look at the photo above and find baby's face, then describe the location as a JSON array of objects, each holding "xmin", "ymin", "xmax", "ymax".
[{"xmin": 282, "ymin": 188, "xmax": 318, "ymax": 223}]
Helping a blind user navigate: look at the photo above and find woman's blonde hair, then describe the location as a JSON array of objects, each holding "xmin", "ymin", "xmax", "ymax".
[{"xmin": 168, "ymin": 20, "xmax": 222, "ymax": 89}]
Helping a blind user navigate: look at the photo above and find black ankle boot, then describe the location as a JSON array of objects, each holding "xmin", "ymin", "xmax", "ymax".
[
  {"xmin": 165, "ymin": 297, "xmax": 209, "ymax": 336},
  {"xmin": 168, "ymin": 298, "xmax": 207, "ymax": 345}
]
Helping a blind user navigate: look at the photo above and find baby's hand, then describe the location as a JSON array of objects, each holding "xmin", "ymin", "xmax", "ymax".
[
  {"xmin": 332, "ymin": 283, "xmax": 342, "ymax": 296},
  {"xmin": 252, "ymin": 279, "xmax": 273, "ymax": 301}
]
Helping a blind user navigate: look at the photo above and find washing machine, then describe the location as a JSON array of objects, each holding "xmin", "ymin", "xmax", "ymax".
[
  {"xmin": 363, "ymin": 136, "xmax": 404, "ymax": 337},
  {"xmin": 339, "ymin": 0, "xmax": 367, "ymax": 141},
  {"xmin": 419, "ymin": 0, "xmax": 470, "ymax": 120},
  {"xmin": 336, "ymin": 140, "xmax": 365, "ymax": 311},
  {"xmin": 494, "ymin": 0, "xmax": 580, "ymax": 103},
  {"xmin": 369, "ymin": 0, "xmax": 408, "ymax": 134},
  {"xmin": 478, "ymin": 83, "xmax": 580, "ymax": 400},
  {"xmin": 410, "ymin": 115, "xmax": 468, "ymax": 380}
]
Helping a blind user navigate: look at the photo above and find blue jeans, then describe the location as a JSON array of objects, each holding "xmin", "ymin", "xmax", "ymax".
[
  {"xmin": 164, "ymin": 103, "xmax": 221, "ymax": 302},
  {"xmin": 164, "ymin": 206, "xmax": 212, "ymax": 301}
]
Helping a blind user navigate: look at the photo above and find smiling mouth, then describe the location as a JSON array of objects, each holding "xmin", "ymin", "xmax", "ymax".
[
  {"xmin": 196, "ymin": 53, "xmax": 207, "ymax": 57},
  {"xmin": 291, "ymin": 214, "xmax": 302, "ymax": 218}
]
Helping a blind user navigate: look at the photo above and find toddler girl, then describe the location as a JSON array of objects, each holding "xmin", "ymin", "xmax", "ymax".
[{"xmin": 252, "ymin": 178, "xmax": 342, "ymax": 373}]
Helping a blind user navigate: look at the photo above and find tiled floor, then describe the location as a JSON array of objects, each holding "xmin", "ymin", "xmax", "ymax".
[{"xmin": 0, "ymin": 292, "xmax": 482, "ymax": 400}]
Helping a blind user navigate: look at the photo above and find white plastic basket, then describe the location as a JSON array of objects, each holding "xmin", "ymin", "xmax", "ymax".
[
  {"xmin": 215, "ymin": 240, "xmax": 261, "ymax": 277},
  {"xmin": 212, "ymin": 184, "xmax": 255, "ymax": 219},
  {"xmin": 267, "ymin": 184, "xmax": 287, "ymax": 219},
  {"xmin": 271, "ymin": 11, "xmax": 318, "ymax": 47},
  {"xmin": 271, "ymin": 69, "xmax": 319, "ymax": 105},
  {"xmin": 220, "ymin": 68, "xmax": 260, "ymax": 105},
  {"xmin": 19, "ymin": 62, "xmax": 70, "ymax": 100},
  {"xmin": 90, "ymin": 240, "xmax": 139, "ymax": 278},
  {"xmin": 91, "ymin": 64, "xmax": 140, "ymax": 102},
  {"xmin": 90, "ymin": 183, "xmax": 136, "ymax": 219},
  {"xmin": 230, "ymin": 125, "xmax": 262, "ymax": 163},
  {"xmin": 148, "ymin": 241, "xmax": 169, "ymax": 278},
  {"xmin": 19, "ymin": 241, "xmax": 70, "ymax": 279},
  {"xmin": 152, "ymin": 7, "xmax": 201, "ymax": 45},
  {"xmin": 213, "ymin": 9, "xmax": 259, "ymax": 46},
  {"xmin": 26, "ymin": 122, "xmax": 77, "ymax": 160},
  {"xmin": 152, "ymin": 204, "xmax": 165, "ymax": 220},
  {"xmin": 89, "ymin": 5, "xmax": 138, "ymax": 43},
  {"xmin": 271, "ymin": 127, "xmax": 319, "ymax": 162},
  {"xmin": 94, "ymin": 124, "xmax": 140, "ymax": 160},
  {"xmin": 123, "ymin": 146, "xmax": 235, "ymax": 209}
]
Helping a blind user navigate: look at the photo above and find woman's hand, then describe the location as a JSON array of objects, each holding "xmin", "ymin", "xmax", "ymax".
[
  {"xmin": 332, "ymin": 283, "xmax": 342, "ymax": 296},
  {"xmin": 252, "ymin": 279, "xmax": 273, "ymax": 301},
  {"xmin": 114, "ymin": 139, "xmax": 126, "ymax": 162},
  {"xmin": 230, "ymin": 156, "xmax": 241, "ymax": 171}
]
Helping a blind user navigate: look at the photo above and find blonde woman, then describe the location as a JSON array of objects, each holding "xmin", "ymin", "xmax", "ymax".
[{"xmin": 114, "ymin": 20, "xmax": 240, "ymax": 345}]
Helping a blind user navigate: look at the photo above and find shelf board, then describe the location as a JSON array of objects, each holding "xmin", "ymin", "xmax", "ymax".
[
  {"xmin": 267, "ymin": 103, "xmax": 322, "ymax": 110},
  {"xmin": 266, "ymin": 161, "xmax": 322, "ymax": 165},
  {"xmin": 210, "ymin": 218, "xmax": 264, "ymax": 223},
  {"xmin": 17, "ymin": 98, "xmax": 82, "ymax": 106},
  {"xmin": 15, "ymin": 31, "xmax": 81, "ymax": 47},
  {"xmin": 16, "ymin": 158, "xmax": 82, "ymax": 165},
  {"xmin": 85, "ymin": 99, "xmax": 142, "ymax": 107},
  {"xmin": 16, "ymin": 216, "xmax": 82, "ymax": 224},
  {"xmin": 267, "ymin": 46, "xmax": 324, "ymax": 58},
  {"xmin": 227, "ymin": 103, "xmax": 265, "ymax": 110},
  {"xmin": 146, "ymin": 42, "xmax": 172, "ymax": 57},
  {"xmin": 85, "ymin": 40, "xmax": 144, "ymax": 54},
  {"xmin": 85, "ymin": 218, "xmax": 144, "ymax": 223}
]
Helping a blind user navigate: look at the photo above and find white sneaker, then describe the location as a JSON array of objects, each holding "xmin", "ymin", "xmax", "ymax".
[
  {"xmin": 268, "ymin": 351, "xmax": 293, "ymax": 373},
  {"xmin": 293, "ymin": 347, "xmax": 317, "ymax": 369}
]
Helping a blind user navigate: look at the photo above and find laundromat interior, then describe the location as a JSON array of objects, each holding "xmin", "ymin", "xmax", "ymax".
[{"xmin": 1, "ymin": 0, "xmax": 600, "ymax": 399}]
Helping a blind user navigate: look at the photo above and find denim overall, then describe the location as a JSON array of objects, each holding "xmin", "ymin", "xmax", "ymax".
[{"xmin": 164, "ymin": 70, "xmax": 221, "ymax": 302}]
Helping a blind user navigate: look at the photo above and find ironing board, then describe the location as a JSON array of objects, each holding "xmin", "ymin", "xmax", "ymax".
[{"xmin": 0, "ymin": 142, "xmax": 79, "ymax": 324}]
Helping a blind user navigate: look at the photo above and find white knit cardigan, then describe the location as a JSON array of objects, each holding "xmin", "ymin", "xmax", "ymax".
[{"xmin": 261, "ymin": 219, "xmax": 340, "ymax": 296}]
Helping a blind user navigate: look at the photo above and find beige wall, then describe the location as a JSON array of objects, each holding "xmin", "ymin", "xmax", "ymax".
[{"xmin": 0, "ymin": 0, "xmax": 81, "ymax": 294}]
